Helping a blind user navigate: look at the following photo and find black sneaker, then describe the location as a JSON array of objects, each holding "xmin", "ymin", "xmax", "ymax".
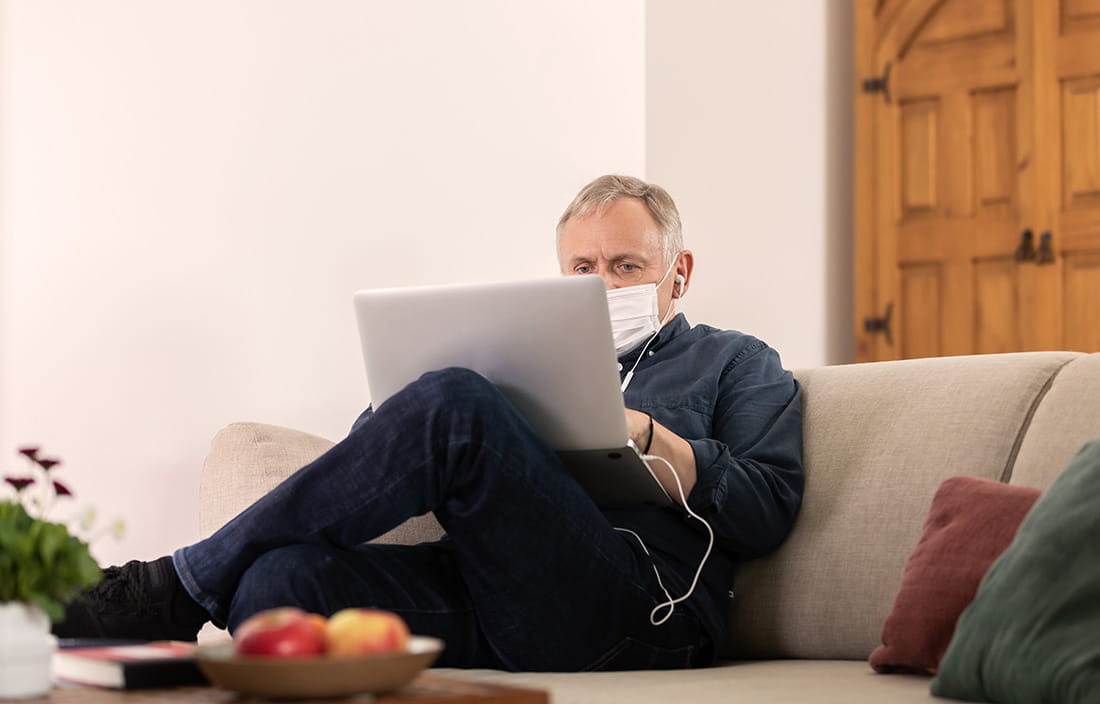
[{"xmin": 52, "ymin": 556, "xmax": 208, "ymax": 641}]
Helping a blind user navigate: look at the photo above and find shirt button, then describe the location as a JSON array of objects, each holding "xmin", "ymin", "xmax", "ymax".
[
  {"xmin": 617, "ymin": 363, "xmax": 623, "ymax": 371},
  {"xmin": 647, "ymin": 351, "xmax": 655, "ymax": 357}
]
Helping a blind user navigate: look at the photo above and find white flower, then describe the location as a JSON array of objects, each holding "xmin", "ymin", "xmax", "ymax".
[{"xmin": 79, "ymin": 506, "xmax": 97, "ymax": 531}]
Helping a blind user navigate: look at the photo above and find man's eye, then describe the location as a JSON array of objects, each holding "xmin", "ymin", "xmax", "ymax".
[{"xmin": 574, "ymin": 265, "xmax": 592, "ymax": 274}]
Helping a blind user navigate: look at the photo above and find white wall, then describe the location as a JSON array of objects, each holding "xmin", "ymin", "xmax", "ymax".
[
  {"xmin": 647, "ymin": 0, "xmax": 853, "ymax": 369},
  {"xmin": 0, "ymin": 0, "xmax": 853, "ymax": 568},
  {"xmin": 0, "ymin": 0, "xmax": 645, "ymax": 565}
]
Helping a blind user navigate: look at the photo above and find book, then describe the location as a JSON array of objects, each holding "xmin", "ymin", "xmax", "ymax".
[{"xmin": 52, "ymin": 640, "xmax": 208, "ymax": 689}]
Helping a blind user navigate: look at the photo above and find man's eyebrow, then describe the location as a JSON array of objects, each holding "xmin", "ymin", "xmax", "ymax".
[
  {"xmin": 566, "ymin": 253, "xmax": 646, "ymax": 266},
  {"xmin": 607, "ymin": 253, "xmax": 647, "ymax": 266}
]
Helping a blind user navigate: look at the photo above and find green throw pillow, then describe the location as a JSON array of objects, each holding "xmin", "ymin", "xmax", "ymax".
[{"xmin": 931, "ymin": 438, "xmax": 1100, "ymax": 703}]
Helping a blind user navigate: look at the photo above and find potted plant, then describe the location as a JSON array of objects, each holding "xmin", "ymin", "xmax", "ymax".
[{"xmin": 1, "ymin": 447, "xmax": 105, "ymax": 698}]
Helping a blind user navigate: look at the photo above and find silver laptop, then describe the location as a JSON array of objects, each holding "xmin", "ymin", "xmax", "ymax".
[{"xmin": 353, "ymin": 275, "xmax": 673, "ymax": 508}]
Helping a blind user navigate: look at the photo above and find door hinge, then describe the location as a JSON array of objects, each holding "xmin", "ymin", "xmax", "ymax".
[
  {"xmin": 863, "ymin": 302, "xmax": 894, "ymax": 346},
  {"xmin": 861, "ymin": 61, "xmax": 892, "ymax": 104}
]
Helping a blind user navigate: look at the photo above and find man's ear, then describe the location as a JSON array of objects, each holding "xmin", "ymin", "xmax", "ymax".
[{"xmin": 673, "ymin": 250, "xmax": 695, "ymax": 298}]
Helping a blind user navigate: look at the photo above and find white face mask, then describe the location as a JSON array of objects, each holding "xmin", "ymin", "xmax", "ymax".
[
  {"xmin": 606, "ymin": 283, "xmax": 660, "ymax": 356},
  {"xmin": 605, "ymin": 261, "xmax": 677, "ymax": 356}
]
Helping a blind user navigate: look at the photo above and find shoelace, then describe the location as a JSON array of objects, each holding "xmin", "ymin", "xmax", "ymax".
[{"xmin": 92, "ymin": 561, "xmax": 155, "ymax": 616}]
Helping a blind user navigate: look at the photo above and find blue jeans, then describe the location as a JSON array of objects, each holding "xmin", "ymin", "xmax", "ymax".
[{"xmin": 174, "ymin": 368, "xmax": 710, "ymax": 671}]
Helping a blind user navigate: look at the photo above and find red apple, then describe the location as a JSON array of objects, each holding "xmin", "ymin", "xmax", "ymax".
[
  {"xmin": 234, "ymin": 607, "xmax": 327, "ymax": 657},
  {"xmin": 324, "ymin": 608, "xmax": 410, "ymax": 656}
]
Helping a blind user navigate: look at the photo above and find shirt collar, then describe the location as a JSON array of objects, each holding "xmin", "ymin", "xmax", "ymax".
[{"xmin": 617, "ymin": 313, "xmax": 690, "ymax": 364}]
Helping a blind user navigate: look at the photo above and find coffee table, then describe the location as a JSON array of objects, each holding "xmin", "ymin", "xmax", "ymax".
[{"xmin": 43, "ymin": 673, "xmax": 549, "ymax": 704}]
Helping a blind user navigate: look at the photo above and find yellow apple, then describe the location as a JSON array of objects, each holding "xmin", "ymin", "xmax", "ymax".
[{"xmin": 325, "ymin": 608, "xmax": 410, "ymax": 656}]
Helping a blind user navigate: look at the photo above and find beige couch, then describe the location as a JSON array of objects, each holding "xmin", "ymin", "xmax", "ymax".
[{"xmin": 198, "ymin": 351, "xmax": 1100, "ymax": 703}]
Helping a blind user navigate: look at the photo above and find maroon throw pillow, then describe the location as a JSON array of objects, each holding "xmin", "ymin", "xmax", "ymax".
[{"xmin": 869, "ymin": 476, "xmax": 1041, "ymax": 675}]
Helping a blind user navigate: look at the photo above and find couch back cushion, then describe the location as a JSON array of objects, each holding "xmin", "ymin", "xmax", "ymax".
[
  {"xmin": 199, "ymin": 422, "xmax": 337, "ymax": 539},
  {"xmin": 1009, "ymin": 353, "xmax": 1100, "ymax": 488},
  {"xmin": 724, "ymin": 351, "xmax": 1081, "ymax": 661},
  {"xmin": 199, "ymin": 421, "xmax": 444, "ymax": 545}
]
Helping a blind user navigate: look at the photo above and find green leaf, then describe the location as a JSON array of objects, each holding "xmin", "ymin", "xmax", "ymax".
[{"xmin": 0, "ymin": 499, "xmax": 102, "ymax": 622}]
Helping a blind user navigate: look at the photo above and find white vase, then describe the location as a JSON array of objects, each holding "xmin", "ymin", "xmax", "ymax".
[{"xmin": 0, "ymin": 602, "xmax": 57, "ymax": 698}]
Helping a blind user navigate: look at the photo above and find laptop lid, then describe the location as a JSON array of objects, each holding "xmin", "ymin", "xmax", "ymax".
[
  {"xmin": 354, "ymin": 275, "xmax": 627, "ymax": 451},
  {"xmin": 353, "ymin": 275, "xmax": 674, "ymax": 508}
]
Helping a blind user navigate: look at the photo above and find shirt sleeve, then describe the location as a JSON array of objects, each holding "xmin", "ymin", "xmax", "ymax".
[
  {"xmin": 349, "ymin": 406, "xmax": 375, "ymax": 434},
  {"xmin": 684, "ymin": 341, "xmax": 804, "ymax": 558}
]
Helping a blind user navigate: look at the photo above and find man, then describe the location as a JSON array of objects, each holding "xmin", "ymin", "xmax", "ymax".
[{"xmin": 56, "ymin": 175, "xmax": 803, "ymax": 672}]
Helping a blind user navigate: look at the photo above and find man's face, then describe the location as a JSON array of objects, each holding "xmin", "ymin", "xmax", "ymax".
[{"xmin": 558, "ymin": 197, "xmax": 689, "ymax": 321}]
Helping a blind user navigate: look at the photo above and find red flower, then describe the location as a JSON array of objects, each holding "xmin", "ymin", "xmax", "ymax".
[
  {"xmin": 36, "ymin": 458, "xmax": 61, "ymax": 471},
  {"xmin": 4, "ymin": 476, "xmax": 36, "ymax": 492},
  {"xmin": 18, "ymin": 447, "xmax": 40, "ymax": 462},
  {"xmin": 52, "ymin": 480, "xmax": 73, "ymax": 497}
]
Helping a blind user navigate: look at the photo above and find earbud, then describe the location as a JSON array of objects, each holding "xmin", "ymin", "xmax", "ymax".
[{"xmin": 675, "ymin": 274, "xmax": 685, "ymax": 285}]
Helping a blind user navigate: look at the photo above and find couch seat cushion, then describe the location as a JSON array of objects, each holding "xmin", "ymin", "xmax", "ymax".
[{"xmin": 439, "ymin": 660, "xmax": 964, "ymax": 704}]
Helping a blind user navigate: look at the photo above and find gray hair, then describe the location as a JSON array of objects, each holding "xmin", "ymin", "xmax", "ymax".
[{"xmin": 556, "ymin": 175, "xmax": 684, "ymax": 266}]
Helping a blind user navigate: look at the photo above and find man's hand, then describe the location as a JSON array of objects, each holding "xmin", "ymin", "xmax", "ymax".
[
  {"xmin": 624, "ymin": 408, "xmax": 697, "ymax": 506},
  {"xmin": 625, "ymin": 408, "xmax": 654, "ymax": 453}
]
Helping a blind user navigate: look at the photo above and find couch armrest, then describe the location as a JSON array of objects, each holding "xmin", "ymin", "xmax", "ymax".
[{"xmin": 199, "ymin": 422, "xmax": 443, "ymax": 545}]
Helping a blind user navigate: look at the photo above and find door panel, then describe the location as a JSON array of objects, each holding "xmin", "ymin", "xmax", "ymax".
[
  {"xmin": 1062, "ymin": 77, "xmax": 1100, "ymax": 210},
  {"xmin": 1063, "ymin": 253, "xmax": 1100, "ymax": 350},
  {"xmin": 901, "ymin": 263, "xmax": 942, "ymax": 358},
  {"xmin": 920, "ymin": 0, "xmax": 1011, "ymax": 44},
  {"xmin": 900, "ymin": 98, "xmax": 940, "ymax": 217},
  {"xmin": 1063, "ymin": 0, "xmax": 1100, "ymax": 23},
  {"xmin": 974, "ymin": 257, "xmax": 1019, "ymax": 353},
  {"xmin": 973, "ymin": 88, "xmax": 1018, "ymax": 217}
]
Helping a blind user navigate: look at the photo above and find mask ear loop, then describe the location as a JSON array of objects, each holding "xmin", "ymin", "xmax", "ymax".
[
  {"xmin": 620, "ymin": 262, "xmax": 681, "ymax": 393},
  {"xmin": 620, "ymin": 299, "xmax": 676, "ymax": 393}
]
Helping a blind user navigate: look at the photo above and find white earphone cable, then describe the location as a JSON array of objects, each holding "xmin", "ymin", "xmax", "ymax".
[
  {"xmin": 615, "ymin": 267, "xmax": 708, "ymax": 625},
  {"xmin": 614, "ymin": 452, "xmax": 715, "ymax": 626},
  {"xmin": 620, "ymin": 280, "xmax": 681, "ymax": 393}
]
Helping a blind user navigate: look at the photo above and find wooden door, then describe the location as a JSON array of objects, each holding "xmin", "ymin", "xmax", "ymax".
[
  {"xmin": 854, "ymin": 0, "xmax": 1100, "ymax": 361},
  {"xmin": 1044, "ymin": 0, "xmax": 1100, "ymax": 352}
]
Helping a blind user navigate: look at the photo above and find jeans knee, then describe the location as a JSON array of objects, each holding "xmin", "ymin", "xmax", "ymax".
[
  {"xmin": 236, "ymin": 547, "xmax": 310, "ymax": 595},
  {"xmin": 410, "ymin": 367, "xmax": 502, "ymax": 412},
  {"xmin": 229, "ymin": 546, "xmax": 329, "ymax": 630}
]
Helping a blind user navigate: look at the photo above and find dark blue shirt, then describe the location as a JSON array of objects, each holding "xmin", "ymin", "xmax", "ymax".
[{"xmin": 610, "ymin": 313, "xmax": 804, "ymax": 650}]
